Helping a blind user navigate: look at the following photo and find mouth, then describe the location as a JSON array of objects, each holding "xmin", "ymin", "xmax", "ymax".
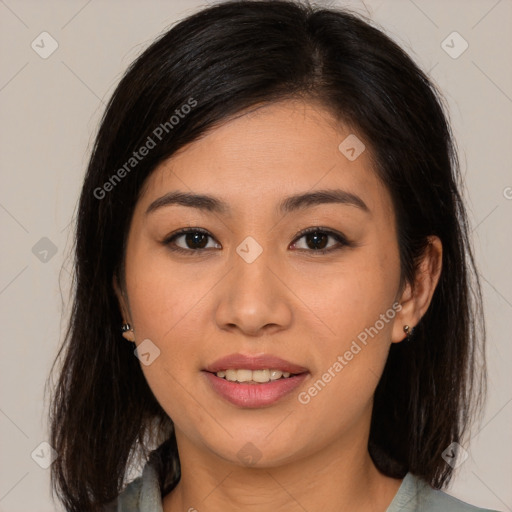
[{"xmin": 202, "ymin": 353, "xmax": 309, "ymax": 408}]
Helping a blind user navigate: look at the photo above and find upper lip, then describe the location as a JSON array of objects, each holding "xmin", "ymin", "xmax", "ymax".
[{"xmin": 204, "ymin": 353, "xmax": 309, "ymax": 374}]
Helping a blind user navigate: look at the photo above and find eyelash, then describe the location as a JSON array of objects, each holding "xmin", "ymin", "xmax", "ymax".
[{"xmin": 162, "ymin": 226, "xmax": 352, "ymax": 256}]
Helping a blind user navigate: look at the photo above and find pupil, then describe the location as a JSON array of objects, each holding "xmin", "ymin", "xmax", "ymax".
[
  {"xmin": 307, "ymin": 232, "xmax": 328, "ymax": 250},
  {"xmin": 186, "ymin": 232, "xmax": 208, "ymax": 249}
]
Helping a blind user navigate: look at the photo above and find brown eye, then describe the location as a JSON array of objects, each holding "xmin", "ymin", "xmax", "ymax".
[
  {"xmin": 290, "ymin": 227, "xmax": 350, "ymax": 254},
  {"xmin": 163, "ymin": 228, "xmax": 221, "ymax": 253},
  {"xmin": 304, "ymin": 231, "xmax": 329, "ymax": 250},
  {"xmin": 181, "ymin": 232, "xmax": 209, "ymax": 249}
]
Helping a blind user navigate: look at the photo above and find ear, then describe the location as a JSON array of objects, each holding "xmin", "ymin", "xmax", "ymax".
[
  {"xmin": 113, "ymin": 274, "xmax": 135, "ymax": 342},
  {"xmin": 391, "ymin": 236, "xmax": 442, "ymax": 343}
]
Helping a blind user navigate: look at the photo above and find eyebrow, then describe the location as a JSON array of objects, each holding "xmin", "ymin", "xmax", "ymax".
[{"xmin": 145, "ymin": 189, "xmax": 370, "ymax": 216}]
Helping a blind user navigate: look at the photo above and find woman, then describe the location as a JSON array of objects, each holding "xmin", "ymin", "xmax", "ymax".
[{"xmin": 48, "ymin": 1, "xmax": 498, "ymax": 511}]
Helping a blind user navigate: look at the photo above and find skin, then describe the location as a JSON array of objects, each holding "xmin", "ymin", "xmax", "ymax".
[{"xmin": 115, "ymin": 99, "xmax": 442, "ymax": 512}]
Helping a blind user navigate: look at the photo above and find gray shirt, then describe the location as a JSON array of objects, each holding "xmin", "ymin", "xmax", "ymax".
[{"xmin": 109, "ymin": 458, "xmax": 500, "ymax": 512}]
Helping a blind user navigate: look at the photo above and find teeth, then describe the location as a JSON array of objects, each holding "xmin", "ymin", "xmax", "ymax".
[
  {"xmin": 233, "ymin": 369, "xmax": 252, "ymax": 382},
  {"xmin": 216, "ymin": 369, "xmax": 294, "ymax": 383},
  {"xmin": 225, "ymin": 369, "xmax": 238, "ymax": 382}
]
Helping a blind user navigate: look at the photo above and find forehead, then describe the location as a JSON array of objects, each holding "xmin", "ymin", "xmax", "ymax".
[{"xmin": 137, "ymin": 99, "xmax": 392, "ymax": 219}]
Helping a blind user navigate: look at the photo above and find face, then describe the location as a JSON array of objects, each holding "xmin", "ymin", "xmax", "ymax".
[{"xmin": 116, "ymin": 99, "xmax": 416, "ymax": 468}]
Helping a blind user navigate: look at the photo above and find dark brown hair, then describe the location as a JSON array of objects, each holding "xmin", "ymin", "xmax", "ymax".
[{"xmin": 47, "ymin": 1, "xmax": 486, "ymax": 510}]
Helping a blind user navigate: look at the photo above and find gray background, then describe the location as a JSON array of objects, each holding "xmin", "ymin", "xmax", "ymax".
[{"xmin": 0, "ymin": 0, "xmax": 511, "ymax": 510}]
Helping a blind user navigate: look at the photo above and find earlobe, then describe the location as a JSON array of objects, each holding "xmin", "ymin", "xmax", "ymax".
[
  {"xmin": 391, "ymin": 281, "xmax": 414, "ymax": 343},
  {"xmin": 113, "ymin": 275, "xmax": 135, "ymax": 341},
  {"xmin": 391, "ymin": 236, "xmax": 442, "ymax": 343},
  {"xmin": 121, "ymin": 323, "xmax": 135, "ymax": 342}
]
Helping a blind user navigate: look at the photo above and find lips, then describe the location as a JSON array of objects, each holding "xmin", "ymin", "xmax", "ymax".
[
  {"xmin": 203, "ymin": 353, "xmax": 309, "ymax": 374},
  {"xmin": 203, "ymin": 371, "xmax": 309, "ymax": 408}
]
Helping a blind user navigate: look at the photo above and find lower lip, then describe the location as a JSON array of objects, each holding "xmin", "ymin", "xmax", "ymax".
[{"xmin": 203, "ymin": 371, "xmax": 309, "ymax": 408}]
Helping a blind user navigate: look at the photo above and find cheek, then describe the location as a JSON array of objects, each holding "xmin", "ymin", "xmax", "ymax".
[
  {"xmin": 300, "ymin": 246, "xmax": 399, "ymax": 343},
  {"xmin": 125, "ymin": 256, "xmax": 208, "ymax": 421},
  {"xmin": 125, "ymin": 244, "xmax": 213, "ymax": 343},
  {"xmin": 296, "ymin": 244, "xmax": 399, "ymax": 400},
  {"xmin": 122, "ymin": 255, "xmax": 210, "ymax": 415},
  {"xmin": 296, "ymin": 284, "xmax": 396, "ymax": 432}
]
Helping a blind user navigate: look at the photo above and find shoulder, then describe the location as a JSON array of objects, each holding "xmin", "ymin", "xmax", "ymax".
[
  {"xmin": 105, "ymin": 437, "xmax": 179, "ymax": 511},
  {"xmin": 120, "ymin": 475, "xmax": 147, "ymax": 511},
  {"xmin": 103, "ymin": 475, "xmax": 144, "ymax": 512},
  {"xmin": 104, "ymin": 463, "xmax": 163, "ymax": 512},
  {"xmin": 421, "ymin": 486, "xmax": 501, "ymax": 512},
  {"xmin": 387, "ymin": 473, "xmax": 501, "ymax": 512}
]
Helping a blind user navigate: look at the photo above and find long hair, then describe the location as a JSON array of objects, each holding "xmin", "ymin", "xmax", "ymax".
[{"xmin": 47, "ymin": 1, "xmax": 486, "ymax": 510}]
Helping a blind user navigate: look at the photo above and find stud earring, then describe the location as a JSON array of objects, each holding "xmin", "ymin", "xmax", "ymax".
[
  {"xmin": 403, "ymin": 324, "xmax": 415, "ymax": 339},
  {"xmin": 121, "ymin": 323, "xmax": 135, "ymax": 342}
]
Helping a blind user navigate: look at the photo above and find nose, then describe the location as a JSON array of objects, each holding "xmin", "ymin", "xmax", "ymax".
[{"xmin": 214, "ymin": 240, "xmax": 293, "ymax": 337}]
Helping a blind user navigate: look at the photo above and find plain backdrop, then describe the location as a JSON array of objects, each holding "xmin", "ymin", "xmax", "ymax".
[{"xmin": 0, "ymin": 1, "xmax": 511, "ymax": 511}]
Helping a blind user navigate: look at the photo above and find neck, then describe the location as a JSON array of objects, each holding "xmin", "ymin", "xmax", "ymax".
[{"xmin": 163, "ymin": 424, "xmax": 402, "ymax": 512}]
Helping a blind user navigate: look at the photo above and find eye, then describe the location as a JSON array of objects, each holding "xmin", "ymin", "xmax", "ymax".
[
  {"xmin": 163, "ymin": 228, "xmax": 221, "ymax": 254},
  {"xmin": 290, "ymin": 227, "xmax": 351, "ymax": 254},
  {"xmin": 162, "ymin": 226, "xmax": 351, "ymax": 256}
]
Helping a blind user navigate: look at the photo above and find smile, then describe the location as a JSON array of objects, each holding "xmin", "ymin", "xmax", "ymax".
[{"xmin": 203, "ymin": 370, "xmax": 309, "ymax": 408}]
